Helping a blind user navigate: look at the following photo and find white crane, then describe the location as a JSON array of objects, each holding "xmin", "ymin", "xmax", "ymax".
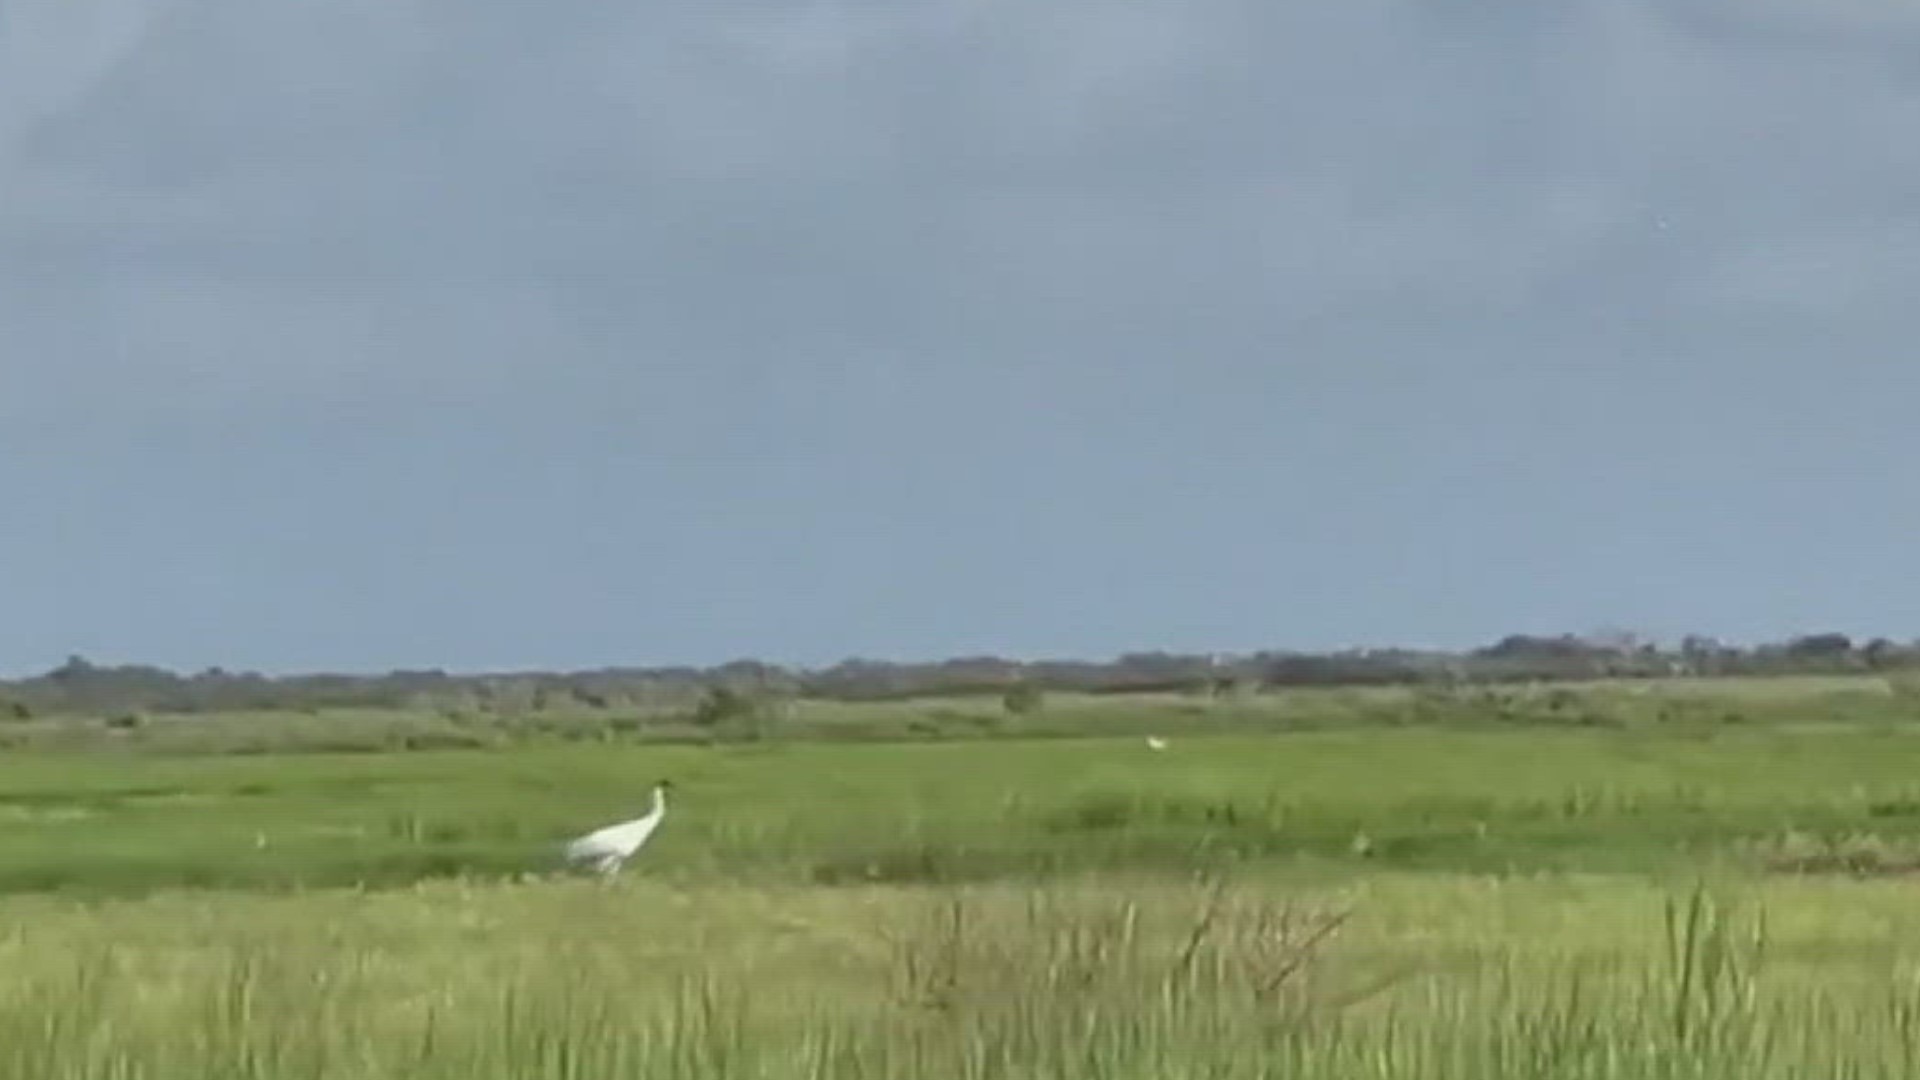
[
  {"xmin": 563, "ymin": 780, "xmax": 672, "ymax": 878},
  {"xmin": 1146, "ymin": 735, "xmax": 1168, "ymax": 751}
]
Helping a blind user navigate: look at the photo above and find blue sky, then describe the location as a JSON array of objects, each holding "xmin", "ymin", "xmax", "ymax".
[{"xmin": 2, "ymin": 0, "xmax": 1918, "ymax": 674}]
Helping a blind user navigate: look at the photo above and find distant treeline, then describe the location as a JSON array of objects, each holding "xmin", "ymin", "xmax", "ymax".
[{"xmin": 0, "ymin": 631, "xmax": 1912, "ymax": 718}]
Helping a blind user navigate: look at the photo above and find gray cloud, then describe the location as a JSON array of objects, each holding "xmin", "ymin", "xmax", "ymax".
[
  {"xmin": 0, "ymin": 0, "xmax": 173, "ymax": 155},
  {"xmin": 3, "ymin": 0, "xmax": 1919, "ymax": 434}
]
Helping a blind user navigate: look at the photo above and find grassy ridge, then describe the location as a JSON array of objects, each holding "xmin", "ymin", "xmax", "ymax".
[{"xmin": 5, "ymin": 672, "xmax": 1916, "ymax": 754}]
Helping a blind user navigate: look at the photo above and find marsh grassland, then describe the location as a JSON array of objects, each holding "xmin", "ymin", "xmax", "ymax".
[{"xmin": 8, "ymin": 678, "xmax": 1920, "ymax": 1077}]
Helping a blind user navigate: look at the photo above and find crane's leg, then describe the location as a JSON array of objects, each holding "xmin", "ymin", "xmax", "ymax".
[{"xmin": 596, "ymin": 854, "xmax": 624, "ymax": 879}]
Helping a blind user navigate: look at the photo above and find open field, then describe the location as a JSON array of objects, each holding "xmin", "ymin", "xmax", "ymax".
[
  {"xmin": 9, "ymin": 682, "xmax": 1920, "ymax": 1076},
  {"xmin": 11, "ymin": 721, "xmax": 1920, "ymax": 896}
]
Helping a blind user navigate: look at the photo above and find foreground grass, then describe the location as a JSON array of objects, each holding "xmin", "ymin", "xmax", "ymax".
[{"xmin": 4, "ymin": 873, "xmax": 1920, "ymax": 1078}]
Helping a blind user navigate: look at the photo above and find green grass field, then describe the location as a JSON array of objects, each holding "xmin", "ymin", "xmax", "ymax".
[{"xmin": 9, "ymin": 681, "xmax": 1920, "ymax": 1076}]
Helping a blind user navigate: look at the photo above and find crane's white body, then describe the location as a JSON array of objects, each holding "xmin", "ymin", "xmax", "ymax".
[
  {"xmin": 564, "ymin": 783, "xmax": 669, "ymax": 877},
  {"xmin": 1146, "ymin": 735, "xmax": 1168, "ymax": 751}
]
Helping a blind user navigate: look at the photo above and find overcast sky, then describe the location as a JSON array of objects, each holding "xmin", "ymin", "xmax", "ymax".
[{"xmin": 2, "ymin": 0, "xmax": 1917, "ymax": 675}]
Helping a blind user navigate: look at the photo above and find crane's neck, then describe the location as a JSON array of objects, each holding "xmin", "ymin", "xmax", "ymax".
[{"xmin": 651, "ymin": 785, "xmax": 668, "ymax": 816}]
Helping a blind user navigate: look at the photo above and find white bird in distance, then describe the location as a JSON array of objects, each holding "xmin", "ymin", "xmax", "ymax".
[
  {"xmin": 563, "ymin": 780, "xmax": 673, "ymax": 878},
  {"xmin": 1146, "ymin": 735, "xmax": 1168, "ymax": 751}
]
